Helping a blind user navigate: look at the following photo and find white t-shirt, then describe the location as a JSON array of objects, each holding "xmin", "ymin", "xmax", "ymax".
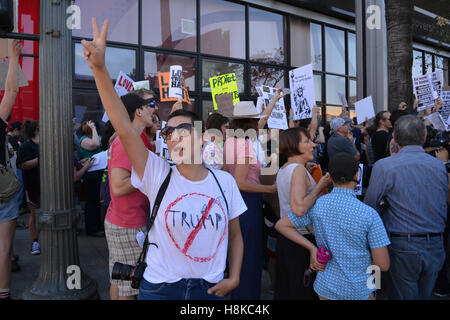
[{"xmin": 131, "ymin": 150, "xmax": 247, "ymax": 284}]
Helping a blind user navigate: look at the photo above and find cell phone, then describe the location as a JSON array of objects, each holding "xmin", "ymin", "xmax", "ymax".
[{"xmin": 282, "ymin": 88, "xmax": 290, "ymax": 95}]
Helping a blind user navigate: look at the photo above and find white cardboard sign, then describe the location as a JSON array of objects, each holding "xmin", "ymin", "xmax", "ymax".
[
  {"xmin": 355, "ymin": 96, "xmax": 375, "ymax": 124},
  {"xmin": 289, "ymin": 64, "xmax": 315, "ymax": 120}
]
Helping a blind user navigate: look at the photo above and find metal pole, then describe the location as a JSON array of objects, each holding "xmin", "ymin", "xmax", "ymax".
[{"xmin": 23, "ymin": 0, "xmax": 98, "ymax": 300}]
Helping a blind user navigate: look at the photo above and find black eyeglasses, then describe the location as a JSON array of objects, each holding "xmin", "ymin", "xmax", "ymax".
[{"xmin": 160, "ymin": 123, "xmax": 193, "ymax": 142}]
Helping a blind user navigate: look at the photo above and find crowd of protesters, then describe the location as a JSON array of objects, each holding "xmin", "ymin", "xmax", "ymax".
[{"xmin": 0, "ymin": 18, "xmax": 449, "ymax": 302}]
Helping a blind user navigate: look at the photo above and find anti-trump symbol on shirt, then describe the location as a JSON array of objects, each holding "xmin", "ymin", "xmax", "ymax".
[{"xmin": 164, "ymin": 193, "xmax": 228, "ymax": 263}]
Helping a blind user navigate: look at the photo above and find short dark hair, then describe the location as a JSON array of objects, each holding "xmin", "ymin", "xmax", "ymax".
[
  {"xmin": 375, "ymin": 111, "xmax": 390, "ymax": 129},
  {"xmin": 23, "ymin": 120, "xmax": 39, "ymax": 140},
  {"xmin": 121, "ymin": 92, "xmax": 151, "ymax": 122},
  {"xmin": 329, "ymin": 152, "xmax": 359, "ymax": 185},
  {"xmin": 394, "ymin": 115, "xmax": 425, "ymax": 147},
  {"xmin": 206, "ymin": 113, "xmax": 229, "ymax": 131},
  {"xmin": 279, "ymin": 127, "xmax": 310, "ymax": 158},
  {"xmin": 9, "ymin": 121, "xmax": 22, "ymax": 132},
  {"xmin": 230, "ymin": 118, "xmax": 258, "ymax": 132}
]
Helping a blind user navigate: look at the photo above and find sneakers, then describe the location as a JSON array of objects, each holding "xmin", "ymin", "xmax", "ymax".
[
  {"xmin": 433, "ymin": 287, "xmax": 450, "ymax": 298},
  {"xmin": 31, "ymin": 241, "xmax": 41, "ymax": 255}
]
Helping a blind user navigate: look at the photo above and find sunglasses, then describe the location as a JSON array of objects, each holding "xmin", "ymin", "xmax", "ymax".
[
  {"xmin": 160, "ymin": 123, "xmax": 193, "ymax": 142},
  {"xmin": 142, "ymin": 97, "xmax": 157, "ymax": 108}
]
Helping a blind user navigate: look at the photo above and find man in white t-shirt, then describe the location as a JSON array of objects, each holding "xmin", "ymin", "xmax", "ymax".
[{"xmin": 81, "ymin": 18, "xmax": 246, "ymax": 300}]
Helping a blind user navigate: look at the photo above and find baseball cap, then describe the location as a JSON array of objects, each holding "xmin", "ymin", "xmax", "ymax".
[
  {"xmin": 330, "ymin": 118, "xmax": 347, "ymax": 134},
  {"xmin": 328, "ymin": 152, "xmax": 359, "ymax": 184},
  {"xmin": 120, "ymin": 93, "xmax": 154, "ymax": 117}
]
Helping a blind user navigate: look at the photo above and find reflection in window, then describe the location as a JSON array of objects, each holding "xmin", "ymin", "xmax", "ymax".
[
  {"xmin": 349, "ymin": 79, "xmax": 357, "ymax": 107},
  {"xmin": 314, "ymin": 74, "xmax": 322, "ymax": 103},
  {"xmin": 425, "ymin": 53, "xmax": 433, "ymax": 74},
  {"xmin": 325, "ymin": 27, "xmax": 345, "ymax": 75},
  {"xmin": 435, "ymin": 56, "xmax": 449, "ymax": 86},
  {"xmin": 202, "ymin": 100, "xmax": 215, "ymax": 123},
  {"xmin": 144, "ymin": 52, "xmax": 195, "ymax": 91},
  {"xmin": 290, "ymin": 17, "xmax": 311, "ymax": 67},
  {"xmin": 326, "ymin": 75, "xmax": 346, "ymax": 105},
  {"xmin": 310, "ymin": 23, "xmax": 322, "ymax": 71},
  {"xmin": 348, "ymin": 33, "xmax": 356, "ymax": 76},
  {"xmin": 325, "ymin": 105, "xmax": 343, "ymax": 122},
  {"xmin": 142, "ymin": 0, "xmax": 196, "ymax": 52},
  {"xmin": 75, "ymin": 43, "xmax": 136, "ymax": 81},
  {"xmin": 200, "ymin": 0, "xmax": 245, "ymax": 59},
  {"xmin": 202, "ymin": 60, "xmax": 244, "ymax": 93},
  {"xmin": 73, "ymin": 0, "xmax": 139, "ymax": 44},
  {"xmin": 413, "ymin": 50, "xmax": 423, "ymax": 77},
  {"xmin": 249, "ymin": 7, "xmax": 285, "ymax": 65},
  {"xmin": 73, "ymin": 90, "xmax": 103, "ymax": 124},
  {"xmin": 250, "ymin": 66, "xmax": 285, "ymax": 96}
]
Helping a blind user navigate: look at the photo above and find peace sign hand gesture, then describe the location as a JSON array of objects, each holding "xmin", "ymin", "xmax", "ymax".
[{"xmin": 81, "ymin": 18, "xmax": 110, "ymax": 71}]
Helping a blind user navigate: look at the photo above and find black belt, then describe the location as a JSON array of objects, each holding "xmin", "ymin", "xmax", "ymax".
[{"xmin": 389, "ymin": 232, "xmax": 442, "ymax": 238}]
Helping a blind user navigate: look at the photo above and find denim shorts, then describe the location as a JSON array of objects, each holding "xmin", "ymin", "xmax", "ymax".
[
  {"xmin": 0, "ymin": 195, "xmax": 19, "ymax": 223},
  {"xmin": 138, "ymin": 278, "xmax": 225, "ymax": 300}
]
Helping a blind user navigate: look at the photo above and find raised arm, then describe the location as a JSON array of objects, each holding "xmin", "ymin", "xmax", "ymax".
[
  {"xmin": 308, "ymin": 105, "xmax": 319, "ymax": 140},
  {"xmin": 0, "ymin": 40, "xmax": 22, "ymax": 121},
  {"xmin": 81, "ymin": 18, "xmax": 148, "ymax": 179}
]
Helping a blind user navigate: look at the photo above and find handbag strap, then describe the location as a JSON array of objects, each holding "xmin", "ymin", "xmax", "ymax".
[
  {"xmin": 139, "ymin": 168, "xmax": 172, "ymax": 263},
  {"xmin": 207, "ymin": 168, "xmax": 229, "ymax": 215}
]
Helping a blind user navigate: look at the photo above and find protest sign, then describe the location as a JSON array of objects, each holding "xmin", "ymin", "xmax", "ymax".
[
  {"xmin": 215, "ymin": 93, "xmax": 234, "ymax": 118},
  {"xmin": 88, "ymin": 151, "xmax": 108, "ymax": 172},
  {"xmin": 355, "ymin": 164, "xmax": 364, "ymax": 196},
  {"xmin": 103, "ymin": 71, "xmax": 134, "ymax": 122},
  {"xmin": 169, "ymin": 65, "xmax": 183, "ymax": 99},
  {"xmin": 155, "ymin": 121, "xmax": 174, "ymax": 165},
  {"xmin": 427, "ymin": 112, "xmax": 449, "ymax": 132},
  {"xmin": 257, "ymin": 85, "xmax": 288, "ymax": 130},
  {"xmin": 355, "ymin": 96, "xmax": 375, "ymax": 124},
  {"xmin": 289, "ymin": 64, "xmax": 315, "ymax": 120},
  {"xmin": 132, "ymin": 80, "xmax": 150, "ymax": 90},
  {"xmin": 413, "ymin": 70, "xmax": 444, "ymax": 111},
  {"xmin": 0, "ymin": 60, "xmax": 29, "ymax": 90},
  {"xmin": 209, "ymin": 73, "xmax": 240, "ymax": 110},
  {"xmin": 158, "ymin": 72, "xmax": 191, "ymax": 104},
  {"xmin": 440, "ymin": 91, "xmax": 450, "ymax": 121},
  {"xmin": 256, "ymin": 96, "xmax": 264, "ymax": 114},
  {"xmin": 338, "ymin": 92, "xmax": 348, "ymax": 107}
]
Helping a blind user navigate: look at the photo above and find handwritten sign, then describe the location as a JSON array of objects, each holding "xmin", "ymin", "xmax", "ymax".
[
  {"xmin": 209, "ymin": 73, "xmax": 240, "ymax": 110},
  {"xmin": 256, "ymin": 85, "xmax": 288, "ymax": 130},
  {"xmin": 103, "ymin": 71, "xmax": 134, "ymax": 122},
  {"xmin": 158, "ymin": 72, "xmax": 191, "ymax": 104},
  {"xmin": 169, "ymin": 65, "xmax": 183, "ymax": 99},
  {"xmin": 132, "ymin": 80, "xmax": 150, "ymax": 90}
]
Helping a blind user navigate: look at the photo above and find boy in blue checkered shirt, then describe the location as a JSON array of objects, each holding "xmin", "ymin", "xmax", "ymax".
[{"xmin": 276, "ymin": 153, "xmax": 390, "ymax": 300}]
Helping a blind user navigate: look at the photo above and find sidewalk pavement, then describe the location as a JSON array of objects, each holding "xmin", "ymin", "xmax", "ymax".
[
  {"xmin": 10, "ymin": 213, "xmax": 449, "ymax": 300},
  {"xmin": 11, "ymin": 212, "xmax": 273, "ymax": 300}
]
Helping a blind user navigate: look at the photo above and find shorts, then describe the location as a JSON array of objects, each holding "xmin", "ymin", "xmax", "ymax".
[
  {"xmin": 0, "ymin": 195, "xmax": 19, "ymax": 223},
  {"xmin": 105, "ymin": 219, "xmax": 146, "ymax": 297},
  {"xmin": 26, "ymin": 190, "xmax": 40, "ymax": 207}
]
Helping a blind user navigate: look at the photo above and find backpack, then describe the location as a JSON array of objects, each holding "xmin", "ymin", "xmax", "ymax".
[{"xmin": 0, "ymin": 137, "xmax": 20, "ymax": 203}]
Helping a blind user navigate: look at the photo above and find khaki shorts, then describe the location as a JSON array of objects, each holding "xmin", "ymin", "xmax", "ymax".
[{"xmin": 104, "ymin": 219, "xmax": 146, "ymax": 297}]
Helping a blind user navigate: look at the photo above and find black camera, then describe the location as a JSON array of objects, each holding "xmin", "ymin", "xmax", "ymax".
[{"xmin": 111, "ymin": 261, "xmax": 147, "ymax": 289}]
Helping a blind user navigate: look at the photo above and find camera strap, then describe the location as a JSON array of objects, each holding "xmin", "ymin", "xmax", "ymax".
[
  {"xmin": 138, "ymin": 168, "xmax": 172, "ymax": 264},
  {"xmin": 207, "ymin": 168, "xmax": 229, "ymax": 215}
]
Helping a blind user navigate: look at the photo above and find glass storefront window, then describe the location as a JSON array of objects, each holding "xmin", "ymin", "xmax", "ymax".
[
  {"xmin": 202, "ymin": 100, "xmax": 215, "ymax": 123},
  {"xmin": 326, "ymin": 74, "xmax": 346, "ymax": 105},
  {"xmin": 314, "ymin": 74, "xmax": 322, "ymax": 103},
  {"xmin": 348, "ymin": 32, "xmax": 356, "ymax": 77},
  {"xmin": 200, "ymin": 0, "xmax": 245, "ymax": 59},
  {"xmin": 325, "ymin": 27, "xmax": 345, "ymax": 75},
  {"xmin": 310, "ymin": 23, "xmax": 323, "ymax": 71},
  {"xmin": 413, "ymin": 50, "xmax": 423, "ymax": 77},
  {"xmin": 349, "ymin": 79, "xmax": 357, "ymax": 107},
  {"xmin": 142, "ymin": 0, "xmax": 196, "ymax": 52},
  {"xmin": 250, "ymin": 66, "xmax": 285, "ymax": 96},
  {"xmin": 202, "ymin": 60, "xmax": 244, "ymax": 93},
  {"xmin": 249, "ymin": 7, "xmax": 285, "ymax": 65},
  {"xmin": 144, "ymin": 52, "xmax": 196, "ymax": 91},
  {"xmin": 73, "ymin": 90, "xmax": 103, "ymax": 124},
  {"xmin": 425, "ymin": 53, "xmax": 433, "ymax": 74},
  {"xmin": 73, "ymin": 0, "xmax": 139, "ymax": 44},
  {"xmin": 290, "ymin": 17, "xmax": 311, "ymax": 67},
  {"xmin": 75, "ymin": 43, "xmax": 136, "ymax": 81}
]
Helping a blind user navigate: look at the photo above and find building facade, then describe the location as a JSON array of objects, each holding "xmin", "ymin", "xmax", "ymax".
[{"xmin": 1, "ymin": 0, "xmax": 449, "ymax": 125}]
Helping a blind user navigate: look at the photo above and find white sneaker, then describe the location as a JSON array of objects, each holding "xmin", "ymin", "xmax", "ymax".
[{"xmin": 31, "ymin": 241, "xmax": 40, "ymax": 255}]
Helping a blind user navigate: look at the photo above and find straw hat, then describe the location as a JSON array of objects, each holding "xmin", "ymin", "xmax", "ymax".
[{"xmin": 232, "ymin": 101, "xmax": 266, "ymax": 119}]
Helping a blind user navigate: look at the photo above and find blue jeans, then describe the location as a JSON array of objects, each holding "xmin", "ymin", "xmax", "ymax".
[
  {"xmin": 388, "ymin": 235, "xmax": 446, "ymax": 300},
  {"xmin": 138, "ymin": 278, "xmax": 225, "ymax": 300}
]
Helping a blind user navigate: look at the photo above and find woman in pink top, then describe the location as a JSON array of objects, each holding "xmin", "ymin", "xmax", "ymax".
[{"xmin": 223, "ymin": 98, "xmax": 281, "ymax": 300}]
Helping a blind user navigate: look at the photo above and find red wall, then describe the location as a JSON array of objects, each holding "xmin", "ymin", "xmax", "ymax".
[{"xmin": 1, "ymin": 0, "xmax": 40, "ymax": 127}]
